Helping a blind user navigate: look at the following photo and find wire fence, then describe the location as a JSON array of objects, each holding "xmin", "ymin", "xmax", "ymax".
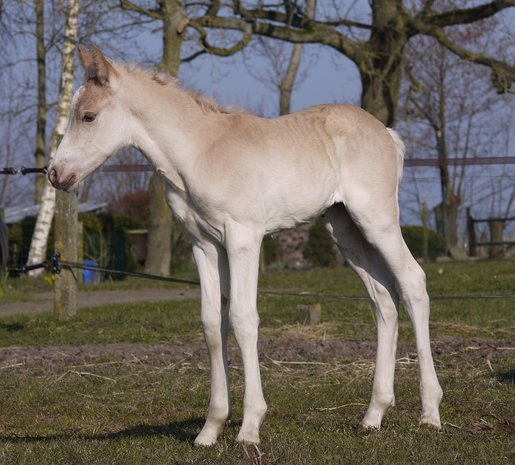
[
  {"xmin": 1, "ymin": 164, "xmax": 514, "ymax": 318},
  {"xmin": 6, "ymin": 252, "xmax": 515, "ymax": 303}
]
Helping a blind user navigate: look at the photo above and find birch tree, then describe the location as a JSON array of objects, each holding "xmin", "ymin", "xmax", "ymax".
[{"xmin": 26, "ymin": 0, "xmax": 79, "ymax": 275}]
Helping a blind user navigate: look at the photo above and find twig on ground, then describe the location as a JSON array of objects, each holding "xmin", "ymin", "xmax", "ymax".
[
  {"xmin": 266, "ymin": 357, "xmax": 330, "ymax": 366},
  {"xmin": 50, "ymin": 369, "xmax": 116, "ymax": 384},
  {"xmin": 443, "ymin": 421, "xmax": 463, "ymax": 430},
  {"xmin": 0, "ymin": 362, "xmax": 24, "ymax": 370},
  {"xmin": 316, "ymin": 402, "xmax": 367, "ymax": 412}
]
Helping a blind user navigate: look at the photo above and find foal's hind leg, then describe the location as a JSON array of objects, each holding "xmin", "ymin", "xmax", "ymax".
[
  {"xmin": 321, "ymin": 204, "xmax": 400, "ymax": 428},
  {"xmin": 344, "ymin": 199, "xmax": 443, "ymax": 429}
]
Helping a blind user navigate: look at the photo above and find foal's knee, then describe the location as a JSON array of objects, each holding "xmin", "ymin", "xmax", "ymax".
[
  {"xmin": 201, "ymin": 311, "xmax": 223, "ymax": 347},
  {"xmin": 230, "ymin": 305, "xmax": 259, "ymax": 342}
]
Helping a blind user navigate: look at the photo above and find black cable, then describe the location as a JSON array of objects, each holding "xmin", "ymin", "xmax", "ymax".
[
  {"xmin": 60, "ymin": 259, "xmax": 201, "ymax": 286},
  {"xmin": 0, "ymin": 167, "xmax": 48, "ymax": 175},
  {"xmin": 5, "ymin": 254, "xmax": 515, "ymax": 302},
  {"xmin": 20, "ymin": 166, "xmax": 48, "ymax": 175}
]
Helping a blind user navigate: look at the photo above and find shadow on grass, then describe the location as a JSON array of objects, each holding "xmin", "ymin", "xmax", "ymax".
[
  {"xmin": 0, "ymin": 417, "xmax": 209, "ymax": 444},
  {"xmin": 0, "ymin": 322, "xmax": 24, "ymax": 332},
  {"xmin": 496, "ymin": 369, "xmax": 515, "ymax": 384}
]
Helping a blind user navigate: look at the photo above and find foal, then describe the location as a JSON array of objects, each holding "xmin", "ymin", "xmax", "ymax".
[{"xmin": 49, "ymin": 46, "xmax": 442, "ymax": 445}]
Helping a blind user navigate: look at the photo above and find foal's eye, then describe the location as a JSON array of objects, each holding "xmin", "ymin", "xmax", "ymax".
[{"xmin": 83, "ymin": 113, "xmax": 96, "ymax": 123}]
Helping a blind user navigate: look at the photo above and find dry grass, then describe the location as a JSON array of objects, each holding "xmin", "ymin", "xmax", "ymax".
[{"xmin": 0, "ymin": 261, "xmax": 513, "ymax": 464}]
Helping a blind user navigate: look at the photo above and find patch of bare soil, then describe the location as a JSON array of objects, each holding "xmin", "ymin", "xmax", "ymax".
[{"xmin": 0, "ymin": 335, "xmax": 512, "ymax": 377}]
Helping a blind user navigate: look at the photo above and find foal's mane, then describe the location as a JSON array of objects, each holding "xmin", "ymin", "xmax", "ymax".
[{"xmin": 121, "ymin": 62, "xmax": 237, "ymax": 115}]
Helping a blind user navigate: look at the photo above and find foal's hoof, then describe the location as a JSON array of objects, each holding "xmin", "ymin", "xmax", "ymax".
[
  {"xmin": 194, "ymin": 432, "xmax": 218, "ymax": 447},
  {"xmin": 358, "ymin": 423, "xmax": 381, "ymax": 437},
  {"xmin": 237, "ymin": 429, "xmax": 260, "ymax": 445},
  {"xmin": 419, "ymin": 418, "xmax": 442, "ymax": 431},
  {"xmin": 420, "ymin": 411, "xmax": 442, "ymax": 431}
]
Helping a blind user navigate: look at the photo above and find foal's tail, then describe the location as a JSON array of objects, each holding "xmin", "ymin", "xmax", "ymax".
[{"xmin": 387, "ymin": 128, "xmax": 405, "ymax": 186}]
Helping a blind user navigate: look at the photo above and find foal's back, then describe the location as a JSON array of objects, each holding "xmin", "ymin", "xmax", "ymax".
[{"xmin": 190, "ymin": 103, "xmax": 400, "ymax": 230}]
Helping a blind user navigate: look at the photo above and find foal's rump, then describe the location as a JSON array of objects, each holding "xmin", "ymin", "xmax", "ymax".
[{"xmin": 271, "ymin": 104, "xmax": 403, "ymax": 222}]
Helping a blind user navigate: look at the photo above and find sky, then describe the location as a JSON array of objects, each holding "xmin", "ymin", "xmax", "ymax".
[
  {"xmin": 124, "ymin": 8, "xmax": 514, "ymax": 234},
  {"xmin": 1, "ymin": 1, "xmax": 513, "ymax": 237}
]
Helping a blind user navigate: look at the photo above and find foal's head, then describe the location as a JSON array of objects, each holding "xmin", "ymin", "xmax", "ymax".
[{"xmin": 49, "ymin": 45, "xmax": 130, "ymax": 191}]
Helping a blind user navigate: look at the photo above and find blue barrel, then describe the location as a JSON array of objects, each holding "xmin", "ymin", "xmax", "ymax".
[{"xmin": 82, "ymin": 259, "xmax": 98, "ymax": 284}]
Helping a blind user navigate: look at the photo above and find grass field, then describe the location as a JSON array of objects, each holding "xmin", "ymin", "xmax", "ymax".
[{"xmin": 0, "ymin": 260, "xmax": 513, "ymax": 464}]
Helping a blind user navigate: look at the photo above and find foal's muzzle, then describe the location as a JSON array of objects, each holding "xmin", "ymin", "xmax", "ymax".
[{"xmin": 48, "ymin": 166, "xmax": 77, "ymax": 192}]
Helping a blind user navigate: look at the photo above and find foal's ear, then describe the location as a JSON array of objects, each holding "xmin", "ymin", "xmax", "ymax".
[
  {"xmin": 78, "ymin": 46, "xmax": 93, "ymax": 70},
  {"xmin": 82, "ymin": 44, "xmax": 120, "ymax": 89}
]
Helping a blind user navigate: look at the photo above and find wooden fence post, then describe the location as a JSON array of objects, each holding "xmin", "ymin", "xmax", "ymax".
[
  {"xmin": 466, "ymin": 208, "xmax": 477, "ymax": 257},
  {"xmin": 54, "ymin": 190, "xmax": 78, "ymax": 320},
  {"xmin": 488, "ymin": 218, "xmax": 506, "ymax": 259},
  {"xmin": 421, "ymin": 202, "xmax": 429, "ymax": 262}
]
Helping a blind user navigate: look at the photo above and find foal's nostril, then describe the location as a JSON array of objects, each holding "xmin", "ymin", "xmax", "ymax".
[{"xmin": 48, "ymin": 168, "xmax": 58, "ymax": 186}]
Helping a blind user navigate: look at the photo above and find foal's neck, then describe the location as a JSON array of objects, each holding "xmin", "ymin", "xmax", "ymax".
[{"xmin": 124, "ymin": 71, "xmax": 210, "ymax": 190}]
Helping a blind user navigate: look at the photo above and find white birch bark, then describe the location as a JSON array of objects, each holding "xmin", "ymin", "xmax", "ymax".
[{"xmin": 26, "ymin": 0, "xmax": 79, "ymax": 275}]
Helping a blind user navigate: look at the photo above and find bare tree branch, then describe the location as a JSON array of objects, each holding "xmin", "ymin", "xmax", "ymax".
[
  {"xmin": 423, "ymin": 0, "xmax": 514, "ymax": 28},
  {"xmin": 181, "ymin": 48, "xmax": 206, "ymax": 62},
  {"xmin": 119, "ymin": 0, "xmax": 162, "ymax": 20},
  {"xmin": 409, "ymin": 15, "xmax": 515, "ymax": 93},
  {"xmin": 193, "ymin": 13, "xmax": 361, "ymax": 62},
  {"xmin": 188, "ymin": 18, "xmax": 252, "ymax": 56}
]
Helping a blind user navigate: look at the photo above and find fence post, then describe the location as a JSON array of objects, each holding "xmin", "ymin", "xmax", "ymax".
[
  {"xmin": 466, "ymin": 208, "xmax": 477, "ymax": 257},
  {"xmin": 421, "ymin": 202, "xmax": 429, "ymax": 262},
  {"xmin": 78, "ymin": 220, "xmax": 83, "ymax": 284},
  {"xmin": 54, "ymin": 190, "xmax": 78, "ymax": 320},
  {"xmin": 488, "ymin": 218, "xmax": 506, "ymax": 259}
]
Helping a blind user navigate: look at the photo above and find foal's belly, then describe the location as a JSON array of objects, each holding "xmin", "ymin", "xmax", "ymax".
[
  {"xmin": 261, "ymin": 170, "xmax": 341, "ymax": 233},
  {"xmin": 165, "ymin": 166, "xmax": 341, "ymax": 242}
]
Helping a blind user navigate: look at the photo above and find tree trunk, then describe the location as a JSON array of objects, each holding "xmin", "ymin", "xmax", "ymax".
[
  {"xmin": 359, "ymin": 0, "xmax": 407, "ymax": 126},
  {"xmin": 278, "ymin": 43, "xmax": 302, "ymax": 116},
  {"xmin": 278, "ymin": 0, "xmax": 316, "ymax": 116},
  {"xmin": 144, "ymin": 173, "xmax": 172, "ymax": 276},
  {"xmin": 435, "ymin": 52, "xmax": 460, "ymax": 253},
  {"xmin": 275, "ymin": 0, "xmax": 317, "ymax": 271},
  {"xmin": 34, "ymin": 0, "xmax": 46, "ymax": 204},
  {"xmin": 144, "ymin": 0, "xmax": 185, "ymax": 276},
  {"xmin": 26, "ymin": 0, "xmax": 79, "ymax": 275},
  {"xmin": 160, "ymin": 0, "xmax": 184, "ymax": 76},
  {"xmin": 434, "ymin": 193, "xmax": 459, "ymax": 251},
  {"xmin": 445, "ymin": 192, "xmax": 460, "ymax": 250}
]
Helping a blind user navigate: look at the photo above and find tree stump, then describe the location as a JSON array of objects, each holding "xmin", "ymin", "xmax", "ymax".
[{"xmin": 297, "ymin": 303, "xmax": 321, "ymax": 325}]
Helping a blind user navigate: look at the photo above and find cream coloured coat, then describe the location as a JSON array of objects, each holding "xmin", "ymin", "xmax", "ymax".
[{"xmin": 49, "ymin": 46, "xmax": 442, "ymax": 446}]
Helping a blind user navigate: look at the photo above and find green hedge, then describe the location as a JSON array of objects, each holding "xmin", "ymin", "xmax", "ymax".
[
  {"xmin": 303, "ymin": 223, "xmax": 337, "ymax": 268},
  {"xmin": 7, "ymin": 213, "xmax": 145, "ymax": 279},
  {"xmin": 262, "ymin": 234, "xmax": 282, "ymax": 266},
  {"xmin": 401, "ymin": 225, "xmax": 446, "ymax": 260},
  {"xmin": 7, "ymin": 210, "xmax": 194, "ymax": 278},
  {"xmin": 88, "ymin": 213, "xmax": 144, "ymax": 279}
]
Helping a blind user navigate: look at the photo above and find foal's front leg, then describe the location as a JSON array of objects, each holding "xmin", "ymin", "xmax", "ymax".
[
  {"xmin": 226, "ymin": 227, "xmax": 267, "ymax": 444},
  {"xmin": 192, "ymin": 239, "xmax": 231, "ymax": 446}
]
